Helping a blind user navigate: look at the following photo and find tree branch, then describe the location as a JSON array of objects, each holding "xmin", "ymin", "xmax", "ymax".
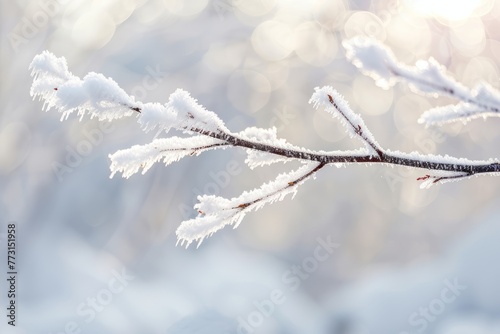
[
  {"xmin": 344, "ymin": 36, "xmax": 500, "ymax": 125},
  {"xmin": 29, "ymin": 50, "xmax": 500, "ymax": 247},
  {"xmin": 176, "ymin": 162, "xmax": 326, "ymax": 247}
]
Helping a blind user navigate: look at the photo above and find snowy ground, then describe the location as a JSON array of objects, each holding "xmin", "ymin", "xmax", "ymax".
[{"xmin": 1, "ymin": 0, "xmax": 500, "ymax": 333}]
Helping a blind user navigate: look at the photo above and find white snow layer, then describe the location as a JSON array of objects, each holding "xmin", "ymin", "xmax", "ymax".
[
  {"xmin": 237, "ymin": 126, "xmax": 328, "ymax": 168},
  {"xmin": 239, "ymin": 127, "xmax": 295, "ymax": 168},
  {"xmin": 419, "ymin": 82, "xmax": 500, "ymax": 125},
  {"xmin": 176, "ymin": 162, "xmax": 322, "ymax": 248},
  {"xmin": 343, "ymin": 36, "xmax": 400, "ymax": 89},
  {"xmin": 343, "ymin": 37, "xmax": 470, "ymax": 97},
  {"xmin": 30, "ymin": 51, "xmax": 228, "ymax": 135},
  {"xmin": 30, "ymin": 51, "xmax": 137, "ymax": 121},
  {"xmin": 109, "ymin": 136, "xmax": 227, "ymax": 178},
  {"xmin": 310, "ymin": 86, "xmax": 382, "ymax": 156},
  {"xmin": 385, "ymin": 150, "xmax": 500, "ymax": 188},
  {"xmin": 343, "ymin": 37, "xmax": 500, "ymax": 124},
  {"xmin": 166, "ymin": 89, "xmax": 229, "ymax": 134}
]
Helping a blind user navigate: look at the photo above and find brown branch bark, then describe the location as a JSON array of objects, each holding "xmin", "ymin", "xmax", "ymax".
[{"xmin": 128, "ymin": 100, "xmax": 500, "ymax": 184}]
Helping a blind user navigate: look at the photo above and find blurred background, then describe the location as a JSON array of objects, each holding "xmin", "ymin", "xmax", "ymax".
[{"xmin": 1, "ymin": 0, "xmax": 500, "ymax": 333}]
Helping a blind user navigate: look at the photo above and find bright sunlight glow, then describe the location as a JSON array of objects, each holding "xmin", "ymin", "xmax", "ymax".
[{"xmin": 404, "ymin": 0, "xmax": 492, "ymax": 22}]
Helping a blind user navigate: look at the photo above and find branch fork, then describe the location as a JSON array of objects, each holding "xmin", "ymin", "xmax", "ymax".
[{"xmin": 29, "ymin": 41, "xmax": 500, "ymax": 247}]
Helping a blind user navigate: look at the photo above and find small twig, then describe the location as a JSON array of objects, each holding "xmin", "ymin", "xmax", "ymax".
[
  {"xmin": 327, "ymin": 94, "xmax": 384, "ymax": 158},
  {"xmin": 158, "ymin": 142, "xmax": 228, "ymax": 154},
  {"xmin": 230, "ymin": 162, "xmax": 326, "ymax": 210},
  {"xmin": 389, "ymin": 66, "xmax": 500, "ymax": 114}
]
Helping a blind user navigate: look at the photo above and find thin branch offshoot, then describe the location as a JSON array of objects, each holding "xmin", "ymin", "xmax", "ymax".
[
  {"xmin": 30, "ymin": 47, "xmax": 500, "ymax": 247},
  {"xmin": 343, "ymin": 37, "xmax": 500, "ymax": 125}
]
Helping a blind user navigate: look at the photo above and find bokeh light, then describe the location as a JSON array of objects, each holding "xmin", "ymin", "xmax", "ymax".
[
  {"xmin": 3, "ymin": 0, "xmax": 500, "ymax": 333},
  {"xmin": 72, "ymin": 10, "xmax": 116, "ymax": 49},
  {"xmin": 251, "ymin": 20, "xmax": 295, "ymax": 61}
]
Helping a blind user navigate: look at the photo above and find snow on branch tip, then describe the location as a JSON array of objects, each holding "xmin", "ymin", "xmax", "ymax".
[
  {"xmin": 30, "ymin": 51, "xmax": 137, "ymax": 122},
  {"xmin": 310, "ymin": 86, "xmax": 383, "ymax": 157},
  {"xmin": 29, "ymin": 51, "xmax": 228, "ymax": 135},
  {"xmin": 176, "ymin": 162, "xmax": 324, "ymax": 248},
  {"xmin": 109, "ymin": 136, "xmax": 228, "ymax": 178},
  {"xmin": 344, "ymin": 36, "xmax": 500, "ymax": 125}
]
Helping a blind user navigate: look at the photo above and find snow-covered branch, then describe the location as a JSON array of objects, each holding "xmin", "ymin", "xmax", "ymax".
[
  {"xmin": 30, "ymin": 51, "xmax": 500, "ymax": 247},
  {"xmin": 344, "ymin": 37, "xmax": 500, "ymax": 125},
  {"xmin": 176, "ymin": 162, "xmax": 325, "ymax": 247},
  {"xmin": 310, "ymin": 86, "xmax": 383, "ymax": 158},
  {"xmin": 109, "ymin": 136, "xmax": 228, "ymax": 178}
]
